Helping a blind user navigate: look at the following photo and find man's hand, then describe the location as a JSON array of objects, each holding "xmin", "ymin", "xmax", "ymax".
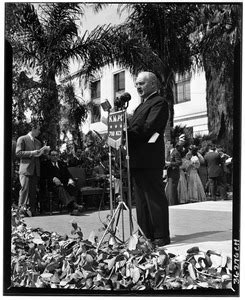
[
  {"xmin": 33, "ymin": 145, "xmax": 50, "ymax": 157},
  {"xmin": 32, "ymin": 150, "xmax": 42, "ymax": 157},
  {"xmin": 42, "ymin": 145, "xmax": 50, "ymax": 154}
]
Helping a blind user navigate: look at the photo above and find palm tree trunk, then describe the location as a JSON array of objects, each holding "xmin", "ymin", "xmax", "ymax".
[
  {"xmin": 159, "ymin": 80, "xmax": 174, "ymax": 141},
  {"xmin": 204, "ymin": 58, "xmax": 233, "ymax": 155},
  {"xmin": 75, "ymin": 123, "xmax": 82, "ymax": 148},
  {"xmin": 232, "ymin": 40, "xmax": 241, "ymax": 156},
  {"xmin": 41, "ymin": 73, "xmax": 60, "ymax": 149}
]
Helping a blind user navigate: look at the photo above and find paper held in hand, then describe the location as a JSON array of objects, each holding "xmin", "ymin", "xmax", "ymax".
[
  {"xmin": 148, "ymin": 132, "xmax": 159, "ymax": 143},
  {"xmin": 34, "ymin": 145, "xmax": 50, "ymax": 157}
]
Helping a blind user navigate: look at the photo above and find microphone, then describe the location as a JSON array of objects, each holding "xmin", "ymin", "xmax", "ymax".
[
  {"xmin": 119, "ymin": 92, "xmax": 131, "ymax": 103},
  {"xmin": 114, "ymin": 92, "xmax": 132, "ymax": 110}
]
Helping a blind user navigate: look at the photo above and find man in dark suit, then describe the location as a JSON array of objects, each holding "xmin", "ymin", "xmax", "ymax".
[
  {"xmin": 127, "ymin": 71, "xmax": 170, "ymax": 247},
  {"xmin": 44, "ymin": 150, "xmax": 84, "ymax": 214},
  {"xmin": 16, "ymin": 120, "xmax": 50, "ymax": 216},
  {"xmin": 204, "ymin": 144, "xmax": 225, "ymax": 201}
]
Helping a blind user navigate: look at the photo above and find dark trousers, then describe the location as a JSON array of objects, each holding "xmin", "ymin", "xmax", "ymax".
[
  {"xmin": 51, "ymin": 183, "xmax": 78, "ymax": 206},
  {"xmin": 19, "ymin": 174, "xmax": 39, "ymax": 213},
  {"xmin": 131, "ymin": 168, "xmax": 170, "ymax": 240},
  {"xmin": 165, "ymin": 167, "xmax": 180, "ymax": 206},
  {"xmin": 209, "ymin": 176, "xmax": 226, "ymax": 200},
  {"xmin": 166, "ymin": 177, "xmax": 179, "ymax": 206}
]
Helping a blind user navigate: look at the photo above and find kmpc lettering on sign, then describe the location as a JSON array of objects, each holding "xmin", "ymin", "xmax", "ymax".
[{"xmin": 108, "ymin": 110, "xmax": 124, "ymax": 149}]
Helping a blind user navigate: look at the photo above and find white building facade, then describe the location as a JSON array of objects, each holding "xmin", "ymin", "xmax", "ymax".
[
  {"xmin": 62, "ymin": 64, "xmax": 208, "ymax": 138},
  {"xmin": 173, "ymin": 70, "xmax": 208, "ymax": 136}
]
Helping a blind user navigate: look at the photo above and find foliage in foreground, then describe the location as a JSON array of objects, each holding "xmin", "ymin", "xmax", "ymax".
[{"xmin": 11, "ymin": 209, "xmax": 232, "ymax": 290}]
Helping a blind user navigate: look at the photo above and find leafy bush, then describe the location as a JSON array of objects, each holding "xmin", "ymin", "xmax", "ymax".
[{"xmin": 11, "ymin": 209, "xmax": 232, "ymax": 290}]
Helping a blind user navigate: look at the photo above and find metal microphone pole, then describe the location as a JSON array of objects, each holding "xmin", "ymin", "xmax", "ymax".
[
  {"xmin": 100, "ymin": 100, "xmax": 114, "ymax": 231},
  {"xmin": 108, "ymin": 144, "xmax": 114, "ymax": 229},
  {"xmin": 106, "ymin": 107, "xmax": 114, "ymax": 231},
  {"xmin": 118, "ymin": 146, "xmax": 125, "ymax": 241},
  {"xmin": 123, "ymin": 109, "xmax": 133, "ymax": 236}
]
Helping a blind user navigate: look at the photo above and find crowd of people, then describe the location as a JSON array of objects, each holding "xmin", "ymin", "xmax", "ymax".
[
  {"xmin": 13, "ymin": 122, "xmax": 232, "ymax": 219},
  {"xmin": 12, "ymin": 121, "xmax": 125, "ymax": 217},
  {"xmin": 164, "ymin": 140, "xmax": 233, "ymax": 206}
]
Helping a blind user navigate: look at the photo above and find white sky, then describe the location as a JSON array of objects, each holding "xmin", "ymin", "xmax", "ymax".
[{"xmin": 80, "ymin": 4, "xmax": 127, "ymax": 32}]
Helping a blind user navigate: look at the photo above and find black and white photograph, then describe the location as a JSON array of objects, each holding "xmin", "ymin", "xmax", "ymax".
[{"xmin": 3, "ymin": 1, "xmax": 242, "ymax": 296}]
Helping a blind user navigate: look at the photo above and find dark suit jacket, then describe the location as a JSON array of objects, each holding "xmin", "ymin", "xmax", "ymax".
[
  {"xmin": 42, "ymin": 160, "xmax": 78, "ymax": 201},
  {"xmin": 45, "ymin": 160, "xmax": 73, "ymax": 188},
  {"xmin": 16, "ymin": 134, "xmax": 42, "ymax": 176},
  {"xmin": 167, "ymin": 148, "xmax": 182, "ymax": 180},
  {"xmin": 128, "ymin": 93, "xmax": 169, "ymax": 169},
  {"xmin": 204, "ymin": 151, "xmax": 223, "ymax": 178}
]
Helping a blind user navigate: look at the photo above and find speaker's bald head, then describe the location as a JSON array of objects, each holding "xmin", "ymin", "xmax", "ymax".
[{"xmin": 136, "ymin": 71, "xmax": 158, "ymax": 99}]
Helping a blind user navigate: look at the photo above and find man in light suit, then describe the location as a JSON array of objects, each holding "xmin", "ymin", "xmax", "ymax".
[
  {"xmin": 16, "ymin": 120, "xmax": 49, "ymax": 216},
  {"xmin": 127, "ymin": 71, "xmax": 170, "ymax": 248}
]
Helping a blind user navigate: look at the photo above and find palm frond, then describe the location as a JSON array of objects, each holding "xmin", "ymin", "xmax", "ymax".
[
  {"xmin": 10, "ymin": 3, "xmax": 45, "ymax": 49},
  {"xmin": 68, "ymin": 24, "xmax": 117, "ymax": 75},
  {"xmin": 89, "ymin": 3, "xmax": 109, "ymax": 14}
]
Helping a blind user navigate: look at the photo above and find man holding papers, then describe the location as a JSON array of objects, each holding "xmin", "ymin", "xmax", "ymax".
[
  {"xmin": 127, "ymin": 71, "xmax": 170, "ymax": 248},
  {"xmin": 16, "ymin": 120, "xmax": 50, "ymax": 216}
]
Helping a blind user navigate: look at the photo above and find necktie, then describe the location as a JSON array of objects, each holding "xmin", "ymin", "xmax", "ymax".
[
  {"xmin": 53, "ymin": 162, "xmax": 59, "ymax": 168},
  {"xmin": 30, "ymin": 136, "xmax": 35, "ymax": 148}
]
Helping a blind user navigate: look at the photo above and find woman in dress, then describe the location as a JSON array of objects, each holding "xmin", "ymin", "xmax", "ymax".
[
  {"xmin": 186, "ymin": 146, "xmax": 206, "ymax": 202},
  {"xmin": 177, "ymin": 156, "xmax": 190, "ymax": 204},
  {"xmin": 198, "ymin": 146, "xmax": 208, "ymax": 192}
]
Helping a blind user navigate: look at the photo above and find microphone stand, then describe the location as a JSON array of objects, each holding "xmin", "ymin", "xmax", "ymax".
[
  {"xmin": 96, "ymin": 103, "xmax": 149, "ymax": 252},
  {"xmin": 100, "ymin": 100, "xmax": 114, "ymax": 230},
  {"xmin": 124, "ymin": 108, "xmax": 133, "ymax": 235},
  {"xmin": 108, "ymin": 144, "xmax": 114, "ymax": 227}
]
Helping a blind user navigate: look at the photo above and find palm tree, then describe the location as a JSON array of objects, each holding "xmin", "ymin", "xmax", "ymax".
[
  {"xmin": 5, "ymin": 3, "xmax": 119, "ymax": 147},
  {"xmin": 7, "ymin": 3, "xmax": 240, "ymax": 154},
  {"xmin": 115, "ymin": 3, "xmax": 198, "ymax": 126},
  {"xmin": 7, "ymin": 3, "xmax": 82, "ymax": 147},
  {"xmin": 6, "ymin": 3, "xmax": 163, "ymax": 147},
  {"xmin": 192, "ymin": 4, "xmax": 241, "ymax": 154},
  {"xmin": 59, "ymin": 84, "xmax": 88, "ymax": 148},
  {"xmin": 116, "ymin": 3, "xmax": 240, "ymax": 154}
]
